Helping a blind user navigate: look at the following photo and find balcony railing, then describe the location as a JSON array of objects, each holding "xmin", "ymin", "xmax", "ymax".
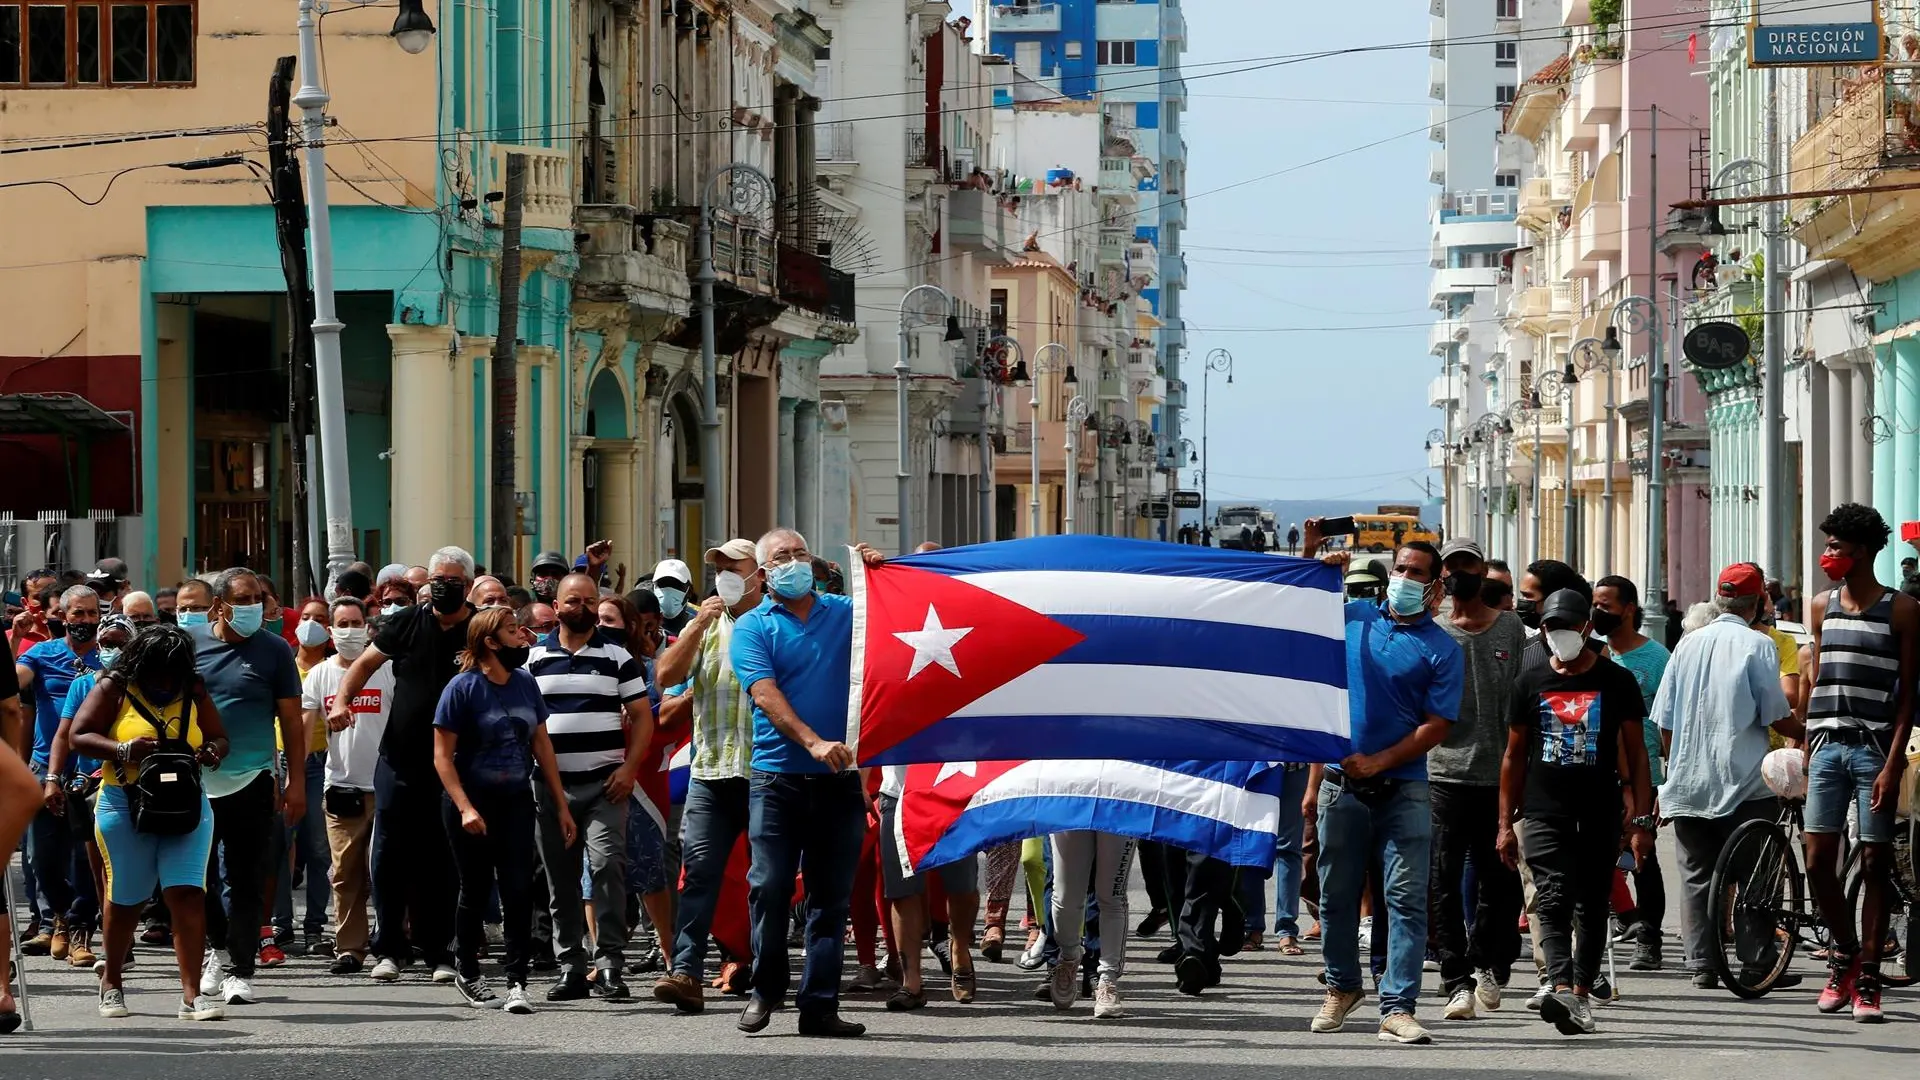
[
  {"xmin": 989, "ymin": 2, "xmax": 1061, "ymax": 33},
  {"xmin": 487, "ymin": 144, "xmax": 572, "ymax": 230},
  {"xmin": 907, "ymin": 129, "xmax": 935, "ymax": 170},
  {"xmin": 776, "ymin": 243, "xmax": 854, "ymax": 322},
  {"xmin": 819, "ymin": 121, "xmax": 855, "ymax": 163},
  {"xmin": 1098, "ymin": 227, "xmax": 1129, "ymax": 267},
  {"xmin": 1793, "ymin": 70, "xmax": 1920, "ymax": 211},
  {"xmin": 1436, "ymin": 189, "xmax": 1516, "ymax": 219}
]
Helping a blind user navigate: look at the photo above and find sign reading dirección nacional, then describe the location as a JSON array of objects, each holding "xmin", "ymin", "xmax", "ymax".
[{"xmin": 1749, "ymin": 0, "xmax": 1883, "ymax": 66}]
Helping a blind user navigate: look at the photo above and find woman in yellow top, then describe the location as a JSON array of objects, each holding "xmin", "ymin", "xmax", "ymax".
[{"xmin": 71, "ymin": 624, "xmax": 230, "ymax": 1022}]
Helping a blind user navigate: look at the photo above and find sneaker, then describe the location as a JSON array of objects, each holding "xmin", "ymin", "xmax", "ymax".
[
  {"xmin": 1819, "ymin": 956, "xmax": 1860, "ymax": 1014},
  {"xmin": 304, "ymin": 930, "xmax": 330, "ymax": 957},
  {"xmin": 98, "ymin": 986, "xmax": 129, "ymax": 1019},
  {"xmin": 1590, "ymin": 975, "xmax": 1618, "ymax": 1004},
  {"xmin": 257, "ymin": 940, "xmax": 288, "ymax": 968},
  {"xmin": 329, "ymin": 954, "xmax": 363, "ymax": 976},
  {"xmin": 1854, "ymin": 970, "xmax": 1885, "ymax": 1024},
  {"xmin": 431, "ymin": 963, "xmax": 458, "ymax": 985},
  {"xmin": 1692, "ymin": 970, "xmax": 1720, "ymax": 990},
  {"xmin": 1611, "ymin": 917, "xmax": 1638, "ymax": 943},
  {"xmin": 1048, "ymin": 958, "xmax": 1079, "ymax": 1009},
  {"xmin": 847, "ymin": 964, "xmax": 888, "ymax": 993},
  {"xmin": 1630, "ymin": 929, "xmax": 1664, "ymax": 971},
  {"xmin": 200, "ymin": 949, "xmax": 229, "ymax": 996},
  {"xmin": 140, "ymin": 923, "xmax": 171, "ymax": 947},
  {"xmin": 456, "ymin": 975, "xmax": 500, "ymax": 1009},
  {"xmin": 369, "ymin": 957, "xmax": 404, "ymax": 982},
  {"xmin": 1443, "ymin": 986, "xmax": 1476, "ymax": 1020},
  {"xmin": 1377, "ymin": 1012, "xmax": 1433, "ymax": 1044},
  {"xmin": 1093, "ymin": 978, "xmax": 1125, "ymax": 1019},
  {"xmin": 652, "ymin": 972, "xmax": 706, "ymax": 1014},
  {"xmin": 1539, "ymin": 990, "xmax": 1595, "ymax": 1035},
  {"xmin": 1310, "ymin": 986, "xmax": 1367, "ymax": 1033},
  {"xmin": 504, "ymin": 984, "xmax": 535, "ymax": 1015},
  {"xmin": 220, "ymin": 975, "xmax": 255, "ymax": 1005},
  {"xmin": 177, "ymin": 995, "xmax": 225, "ymax": 1022},
  {"xmin": 1357, "ymin": 915, "xmax": 1373, "ymax": 948},
  {"xmin": 1474, "ymin": 969, "xmax": 1502, "ymax": 1011},
  {"xmin": 1525, "ymin": 983, "xmax": 1552, "ymax": 1011}
]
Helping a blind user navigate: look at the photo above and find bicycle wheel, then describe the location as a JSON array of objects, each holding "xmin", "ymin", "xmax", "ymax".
[
  {"xmin": 1708, "ymin": 818, "xmax": 1802, "ymax": 998},
  {"xmin": 1842, "ymin": 845, "xmax": 1920, "ymax": 987}
]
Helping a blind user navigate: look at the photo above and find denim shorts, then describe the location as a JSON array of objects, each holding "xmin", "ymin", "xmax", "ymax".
[
  {"xmin": 94, "ymin": 783, "xmax": 215, "ymax": 906},
  {"xmin": 1805, "ymin": 738, "xmax": 1897, "ymax": 844}
]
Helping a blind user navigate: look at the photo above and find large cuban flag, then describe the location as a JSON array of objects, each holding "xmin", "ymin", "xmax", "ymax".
[{"xmin": 847, "ymin": 535, "xmax": 1350, "ymax": 766}]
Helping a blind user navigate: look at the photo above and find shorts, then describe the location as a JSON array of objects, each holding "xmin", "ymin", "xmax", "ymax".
[
  {"xmin": 877, "ymin": 793, "xmax": 979, "ymax": 900},
  {"xmin": 1805, "ymin": 738, "xmax": 1896, "ymax": 844},
  {"xmin": 94, "ymin": 783, "xmax": 214, "ymax": 906},
  {"xmin": 625, "ymin": 798, "xmax": 668, "ymax": 895}
]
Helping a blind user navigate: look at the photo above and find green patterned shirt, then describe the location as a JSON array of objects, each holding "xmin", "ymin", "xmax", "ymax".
[{"xmin": 686, "ymin": 611, "xmax": 756, "ymax": 780}]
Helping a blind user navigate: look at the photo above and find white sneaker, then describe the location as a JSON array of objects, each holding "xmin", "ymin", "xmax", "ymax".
[
  {"xmin": 1377, "ymin": 1012, "xmax": 1433, "ymax": 1044},
  {"xmin": 1524, "ymin": 983, "xmax": 1552, "ymax": 1011},
  {"xmin": 177, "ymin": 995, "xmax": 226, "ymax": 1021},
  {"xmin": 503, "ymin": 983, "xmax": 535, "ymax": 1015},
  {"xmin": 1474, "ymin": 969, "xmax": 1502, "ymax": 1011},
  {"xmin": 1048, "ymin": 959, "xmax": 1079, "ymax": 1010},
  {"xmin": 1443, "ymin": 986, "xmax": 1476, "ymax": 1020},
  {"xmin": 431, "ymin": 963, "xmax": 458, "ymax": 985},
  {"xmin": 199, "ymin": 948, "xmax": 227, "ymax": 996},
  {"xmin": 98, "ymin": 986, "xmax": 129, "ymax": 1019},
  {"xmin": 1093, "ymin": 978, "xmax": 1125, "ymax": 1019},
  {"xmin": 369, "ymin": 957, "xmax": 403, "ymax": 982},
  {"xmin": 1357, "ymin": 916, "xmax": 1374, "ymax": 948},
  {"xmin": 220, "ymin": 975, "xmax": 255, "ymax": 1005}
]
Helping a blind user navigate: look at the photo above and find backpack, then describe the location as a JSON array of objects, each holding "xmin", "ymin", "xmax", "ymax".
[{"xmin": 118, "ymin": 692, "xmax": 204, "ymax": 836}]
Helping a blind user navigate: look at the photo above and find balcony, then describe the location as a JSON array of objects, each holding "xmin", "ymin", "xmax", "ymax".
[
  {"xmin": 776, "ymin": 244, "xmax": 855, "ymax": 323},
  {"xmin": 1429, "ymin": 266, "xmax": 1498, "ymax": 308},
  {"xmin": 1512, "ymin": 285, "xmax": 1552, "ymax": 330},
  {"xmin": 1430, "ymin": 105, "xmax": 1449, "ymax": 143},
  {"xmin": 1099, "ymin": 227, "xmax": 1129, "ymax": 268},
  {"xmin": 1429, "ymin": 19, "xmax": 1446, "ymax": 59},
  {"xmin": 1429, "ymin": 372, "xmax": 1461, "ymax": 407},
  {"xmin": 1790, "ymin": 69, "xmax": 1920, "ymax": 274},
  {"xmin": 1429, "ymin": 58, "xmax": 1447, "ymax": 101},
  {"xmin": 1127, "ymin": 241, "xmax": 1159, "ymax": 287},
  {"xmin": 1163, "ymin": 253, "xmax": 1187, "ymax": 287},
  {"xmin": 1099, "ymin": 156, "xmax": 1146, "ymax": 195},
  {"xmin": 819, "ymin": 121, "xmax": 855, "ymax": 165},
  {"xmin": 1574, "ymin": 61, "xmax": 1621, "ymax": 130},
  {"xmin": 989, "ymin": 2, "xmax": 1060, "ymax": 33},
  {"xmin": 1562, "ymin": 0, "xmax": 1588, "ymax": 25},
  {"xmin": 1162, "ymin": 197, "xmax": 1186, "ymax": 227},
  {"xmin": 947, "ymin": 188, "xmax": 1019, "ymax": 264},
  {"xmin": 1429, "ymin": 319, "xmax": 1461, "ymax": 356},
  {"xmin": 1162, "ymin": 7, "xmax": 1185, "ymax": 42},
  {"xmin": 486, "ymin": 144, "xmax": 571, "ymax": 231},
  {"xmin": 1576, "ymin": 198, "xmax": 1620, "ymax": 265},
  {"xmin": 1515, "ymin": 174, "xmax": 1572, "ymax": 229},
  {"xmin": 573, "ymin": 204, "xmax": 692, "ymax": 314},
  {"xmin": 1429, "ymin": 148, "xmax": 1447, "ymax": 186},
  {"xmin": 993, "ymin": 419, "xmax": 1070, "ymax": 487}
]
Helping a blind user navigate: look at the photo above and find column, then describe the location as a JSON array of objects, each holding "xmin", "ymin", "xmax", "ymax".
[
  {"xmin": 1827, "ymin": 363, "xmax": 1851, "ymax": 503},
  {"xmin": 1806, "ymin": 362, "xmax": 1835, "ymax": 595},
  {"xmin": 597, "ymin": 439, "xmax": 642, "ymax": 571},
  {"xmin": 386, "ymin": 324, "xmax": 461, "ymax": 566},
  {"xmin": 1849, "ymin": 359, "xmax": 1874, "ymax": 507},
  {"xmin": 1896, "ymin": 339, "xmax": 1920, "ymax": 552},
  {"xmin": 1875, "ymin": 346, "xmax": 1896, "ymax": 580},
  {"xmin": 776, "ymin": 398, "xmax": 797, "ymax": 528},
  {"xmin": 793, "ymin": 402, "xmax": 821, "ymax": 544},
  {"xmin": 154, "ymin": 302, "xmax": 193, "ymax": 584},
  {"xmin": 569, "ymin": 434, "xmax": 594, "ymax": 559}
]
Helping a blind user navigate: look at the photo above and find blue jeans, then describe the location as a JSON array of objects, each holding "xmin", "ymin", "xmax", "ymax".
[
  {"xmin": 1271, "ymin": 767, "xmax": 1310, "ymax": 937},
  {"xmin": 1806, "ymin": 738, "xmax": 1896, "ymax": 844},
  {"xmin": 671, "ymin": 777, "xmax": 751, "ymax": 980},
  {"xmin": 746, "ymin": 770, "xmax": 866, "ymax": 1016},
  {"xmin": 26, "ymin": 760, "xmax": 96, "ymax": 932},
  {"xmin": 1317, "ymin": 777, "xmax": 1432, "ymax": 1017}
]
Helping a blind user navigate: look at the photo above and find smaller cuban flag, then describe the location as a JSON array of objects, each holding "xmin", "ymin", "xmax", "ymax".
[
  {"xmin": 896, "ymin": 758, "xmax": 1290, "ymax": 873},
  {"xmin": 848, "ymin": 535, "xmax": 1350, "ymax": 766}
]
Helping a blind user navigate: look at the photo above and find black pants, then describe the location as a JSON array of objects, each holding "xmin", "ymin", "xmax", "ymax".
[
  {"xmin": 1625, "ymin": 850, "xmax": 1667, "ymax": 935},
  {"xmin": 204, "ymin": 771, "xmax": 277, "ymax": 978},
  {"xmin": 1159, "ymin": 846, "xmax": 1235, "ymax": 966},
  {"xmin": 1522, "ymin": 809, "xmax": 1620, "ymax": 992},
  {"xmin": 371, "ymin": 758, "xmax": 455, "ymax": 968},
  {"xmin": 1429, "ymin": 781, "xmax": 1522, "ymax": 994},
  {"xmin": 443, "ymin": 785, "xmax": 536, "ymax": 985},
  {"xmin": 1138, "ymin": 841, "xmax": 1171, "ymax": 920}
]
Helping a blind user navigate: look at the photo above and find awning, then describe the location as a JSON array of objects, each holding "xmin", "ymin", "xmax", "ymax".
[{"xmin": 0, "ymin": 393, "xmax": 130, "ymax": 436}]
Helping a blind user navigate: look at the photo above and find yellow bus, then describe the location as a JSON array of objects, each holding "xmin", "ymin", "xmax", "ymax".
[{"xmin": 1353, "ymin": 514, "xmax": 1439, "ymax": 553}]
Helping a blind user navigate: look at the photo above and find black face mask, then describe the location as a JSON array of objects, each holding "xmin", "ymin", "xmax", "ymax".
[
  {"xmin": 67, "ymin": 621, "xmax": 98, "ymax": 645},
  {"xmin": 1480, "ymin": 580, "xmax": 1512, "ymax": 609},
  {"xmin": 496, "ymin": 644, "xmax": 531, "ymax": 670},
  {"xmin": 558, "ymin": 607, "xmax": 597, "ymax": 633},
  {"xmin": 1515, "ymin": 596, "xmax": 1541, "ymax": 630},
  {"xmin": 1590, "ymin": 609, "xmax": 1624, "ymax": 637},
  {"xmin": 47, "ymin": 617, "xmax": 66, "ymax": 639},
  {"xmin": 158, "ymin": 610, "xmax": 177, "ymax": 625},
  {"xmin": 429, "ymin": 579, "xmax": 467, "ymax": 615},
  {"xmin": 1442, "ymin": 572, "xmax": 1483, "ymax": 603}
]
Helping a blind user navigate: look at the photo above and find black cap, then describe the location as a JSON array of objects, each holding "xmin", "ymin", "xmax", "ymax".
[
  {"xmin": 531, "ymin": 551, "xmax": 568, "ymax": 576},
  {"xmin": 1540, "ymin": 589, "xmax": 1591, "ymax": 629}
]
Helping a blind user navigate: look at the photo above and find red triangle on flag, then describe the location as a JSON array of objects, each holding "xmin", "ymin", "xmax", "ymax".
[
  {"xmin": 856, "ymin": 564, "xmax": 1085, "ymax": 763},
  {"xmin": 897, "ymin": 759, "xmax": 1025, "ymax": 871}
]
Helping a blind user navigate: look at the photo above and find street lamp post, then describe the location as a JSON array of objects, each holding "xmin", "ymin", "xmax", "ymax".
[
  {"xmin": 1505, "ymin": 395, "xmax": 1543, "ymax": 565},
  {"xmin": 1567, "ymin": 335, "xmax": 1613, "ymax": 574},
  {"xmin": 1065, "ymin": 396, "xmax": 1091, "ymax": 534},
  {"xmin": 1201, "ymin": 349, "xmax": 1233, "ymax": 531},
  {"xmin": 983, "ymin": 334, "xmax": 1027, "ymax": 544},
  {"xmin": 1167, "ymin": 437, "xmax": 1197, "ymax": 541},
  {"xmin": 892, "ymin": 284, "xmax": 962, "ymax": 554},
  {"xmin": 1012, "ymin": 344, "xmax": 1071, "ymax": 537},
  {"xmin": 293, "ymin": 0, "xmax": 434, "ymax": 577},
  {"xmin": 1605, "ymin": 294, "xmax": 1666, "ymax": 643},
  {"xmin": 696, "ymin": 161, "xmax": 773, "ymax": 558}
]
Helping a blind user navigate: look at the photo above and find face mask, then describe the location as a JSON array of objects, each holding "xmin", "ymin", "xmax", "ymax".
[
  {"xmin": 332, "ymin": 626, "xmax": 370, "ymax": 660},
  {"xmin": 532, "ymin": 578, "xmax": 559, "ymax": 603},
  {"xmin": 382, "ymin": 603, "xmax": 405, "ymax": 617},
  {"xmin": 495, "ymin": 643, "xmax": 531, "ymax": 670},
  {"xmin": 97, "ymin": 647, "xmax": 121, "ymax": 668},
  {"xmin": 1481, "ymin": 581, "xmax": 1512, "ymax": 609},
  {"xmin": 264, "ymin": 615, "xmax": 285, "ymax": 636},
  {"xmin": 176, "ymin": 610, "xmax": 209, "ymax": 629},
  {"xmin": 66, "ymin": 622, "xmax": 98, "ymax": 646},
  {"xmin": 1384, "ymin": 575, "xmax": 1430, "ymax": 617},
  {"xmin": 1546, "ymin": 628, "xmax": 1588, "ymax": 663},
  {"xmin": 558, "ymin": 606, "xmax": 597, "ymax": 633},
  {"xmin": 46, "ymin": 617, "xmax": 65, "ymax": 639},
  {"xmin": 715, "ymin": 570, "xmax": 748, "ymax": 607},
  {"xmin": 1820, "ymin": 552, "xmax": 1855, "ymax": 581},
  {"xmin": 1590, "ymin": 609, "xmax": 1624, "ymax": 637},
  {"xmin": 767, "ymin": 561, "xmax": 815, "ymax": 601},
  {"xmin": 1442, "ymin": 572, "xmax": 1483, "ymax": 603},
  {"xmin": 226, "ymin": 603, "xmax": 264, "ymax": 638},
  {"xmin": 654, "ymin": 586, "xmax": 688, "ymax": 619},
  {"xmin": 1515, "ymin": 596, "xmax": 1541, "ymax": 630},
  {"xmin": 158, "ymin": 610, "xmax": 177, "ymax": 625},
  {"xmin": 429, "ymin": 579, "xmax": 467, "ymax": 615},
  {"xmin": 295, "ymin": 619, "xmax": 330, "ymax": 648}
]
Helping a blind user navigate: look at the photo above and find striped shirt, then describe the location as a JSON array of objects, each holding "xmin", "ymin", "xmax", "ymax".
[
  {"xmin": 1808, "ymin": 587, "xmax": 1899, "ymax": 742},
  {"xmin": 686, "ymin": 611, "xmax": 756, "ymax": 781},
  {"xmin": 528, "ymin": 629, "xmax": 648, "ymax": 782}
]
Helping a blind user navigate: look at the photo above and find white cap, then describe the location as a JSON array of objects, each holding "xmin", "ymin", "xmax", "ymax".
[{"xmin": 652, "ymin": 559, "xmax": 693, "ymax": 586}]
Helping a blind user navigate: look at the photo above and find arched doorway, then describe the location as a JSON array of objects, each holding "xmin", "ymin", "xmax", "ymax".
[
  {"xmin": 583, "ymin": 368, "xmax": 629, "ymax": 546},
  {"xmin": 654, "ymin": 386, "xmax": 702, "ymax": 569}
]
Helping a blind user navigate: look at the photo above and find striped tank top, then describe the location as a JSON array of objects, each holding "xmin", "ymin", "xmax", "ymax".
[{"xmin": 1807, "ymin": 587, "xmax": 1899, "ymax": 739}]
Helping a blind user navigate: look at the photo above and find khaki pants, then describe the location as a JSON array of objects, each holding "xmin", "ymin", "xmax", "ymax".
[{"xmin": 325, "ymin": 789, "xmax": 376, "ymax": 959}]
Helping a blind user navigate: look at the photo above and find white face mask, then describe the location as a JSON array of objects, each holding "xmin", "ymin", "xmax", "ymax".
[
  {"xmin": 1545, "ymin": 628, "xmax": 1588, "ymax": 663},
  {"xmin": 715, "ymin": 571, "xmax": 748, "ymax": 607},
  {"xmin": 332, "ymin": 626, "xmax": 370, "ymax": 660}
]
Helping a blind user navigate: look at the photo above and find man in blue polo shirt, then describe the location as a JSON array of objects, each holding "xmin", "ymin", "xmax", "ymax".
[
  {"xmin": 728, "ymin": 528, "xmax": 881, "ymax": 1040},
  {"xmin": 18, "ymin": 584, "xmax": 101, "ymax": 965},
  {"xmin": 1301, "ymin": 521, "xmax": 1464, "ymax": 1047}
]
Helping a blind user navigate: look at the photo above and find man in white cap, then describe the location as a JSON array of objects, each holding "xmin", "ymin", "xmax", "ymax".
[{"xmin": 650, "ymin": 559, "xmax": 695, "ymax": 636}]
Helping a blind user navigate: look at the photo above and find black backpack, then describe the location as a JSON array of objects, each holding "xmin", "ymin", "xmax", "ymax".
[{"xmin": 118, "ymin": 691, "xmax": 204, "ymax": 836}]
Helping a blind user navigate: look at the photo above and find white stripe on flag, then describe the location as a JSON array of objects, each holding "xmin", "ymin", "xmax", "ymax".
[
  {"xmin": 967, "ymin": 759, "xmax": 1280, "ymax": 835},
  {"xmin": 951, "ymin": 664, "xmax": 1348, "ymax": 734},
  {"xmin": 953, "ymin": 570, "xmax": 1342, "ymax": 638}
]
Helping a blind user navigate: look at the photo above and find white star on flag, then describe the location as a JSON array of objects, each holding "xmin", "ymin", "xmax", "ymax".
[
  {"xmin": 935, "ymin": 761, "xmax": 977, "ymax": 786},
  {"xmin": 893, "ymin": 605, "xmax": 974, "ymax": 680}
]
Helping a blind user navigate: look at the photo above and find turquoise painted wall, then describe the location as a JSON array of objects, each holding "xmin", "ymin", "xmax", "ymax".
[
  {"xmin": 1872, "ymin": 272, "xmax": 1920, "ymax": 582},
  {"xmin": 339, "ymin": 293, "xmax": 395, "ymax": 566}
]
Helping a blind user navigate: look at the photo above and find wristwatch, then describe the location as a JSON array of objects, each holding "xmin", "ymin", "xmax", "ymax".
[{"xmin": 1629, "ymin": 814, "xmax": 1656, "ymax": 830}]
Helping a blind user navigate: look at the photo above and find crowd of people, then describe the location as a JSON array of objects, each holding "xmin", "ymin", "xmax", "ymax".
[{"xmin": 0, "ymin": 503, "xmax": 1911, "ymax": 1044}]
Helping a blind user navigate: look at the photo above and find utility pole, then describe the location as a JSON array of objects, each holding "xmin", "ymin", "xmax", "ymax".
[
  {"xmin": 1760, "ymin": 68, "xmax": 1786, "ymax": 579},
  {"xmin": 1644, "ymin": 105, "xmax": 1671, "ymax": 646},
  {"xmin": 267, "ymin": 56, "xmax": 317, "ymax": 597},
  {"xmin": 490, "ymin": 154, "xmax": 526, "ymax": 576}
]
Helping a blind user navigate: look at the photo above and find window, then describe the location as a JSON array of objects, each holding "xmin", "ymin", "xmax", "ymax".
[
  {"xmin": 0, "ymin": 1, "xmax": 193, "ymax": 87},
  {"xmin": 1096, "ymin": 39, "xmax": 1137, "ymax": 65},
  {"xmin": 1495, "ymin": 83, "xmax": 1517, "ymax": 106},
  {"xmin": 1063, "ymin": 40, "xmax": 1082, "ymax": 59},
  {"xmin": 1495, "ymin": 0, "xmax": 1518, "ymax": 16},
  {"xmin": 1495, "ymin": 40, "xmax": 1516, "ymax": 66},
  {"xmin": 989, "ymin": 289, "xmax": 1008, "ymax": 336},
  {"xmin": 1494, "ymin": 170, "xmax": 1520, "ymax": 188}
]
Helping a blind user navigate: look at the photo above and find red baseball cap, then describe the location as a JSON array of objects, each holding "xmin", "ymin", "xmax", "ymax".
[{"xmin": 1717, "ymin": 563, "xmax": 1765, "ymax": 598}]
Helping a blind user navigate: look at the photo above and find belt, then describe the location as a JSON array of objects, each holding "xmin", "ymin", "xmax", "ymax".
[{"xmin": 1813, "ymin": 726, "xmax": 1889, "ymax": 749}]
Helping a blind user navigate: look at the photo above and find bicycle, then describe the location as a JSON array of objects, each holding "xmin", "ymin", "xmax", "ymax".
[{"xmin": 1707, "ymin": 799, "xmax": 1919, "ymax": 998}]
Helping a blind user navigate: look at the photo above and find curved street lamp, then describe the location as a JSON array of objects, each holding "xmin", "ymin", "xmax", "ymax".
[
  {"xmin": 1012, "ymin": 343, "xmax": 1072, "ymax": 537},
  {"xmin": 1201, "ymin": 349, "xmax": 1233, "ymax": 522},
  {"xmin": 1065, "ymin": 395, "xmax": 1092, "ymax": 535},
  {"xmin": 891, "ymin": 283, "xmax": 964, "ymax": 553},
  {"xmin": 1506, "ymin": 391, "xmax": 1546, "ymax": 566},
  {"xmin": 1564, "ymin": 335, "xmax": 1610, "ymax": 572},
  {"xmin": 1603, "ymin": 293, "xmax": 1666, "ymax": 641}
]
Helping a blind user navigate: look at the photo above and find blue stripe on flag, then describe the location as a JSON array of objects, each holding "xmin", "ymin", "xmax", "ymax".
[
  {"xmin": 896, "ymin": 535, "xmax": 1341, "ymax": 591},
  {"xmin": 865, "ymin": 714, "xmax": 1351, "ymax": 767},
  {"xmin": 1049, "ymin": 614, "xmax": 1346, "ymax": 686},
  {"xmin": 916, "ymin": 794, "xmax": 1279, "ymax": 870}
]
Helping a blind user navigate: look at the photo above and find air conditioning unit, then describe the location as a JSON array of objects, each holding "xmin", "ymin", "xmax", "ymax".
[{"xmin": 951, "ymin": 148, "xmax": 976, "ymax": 181}]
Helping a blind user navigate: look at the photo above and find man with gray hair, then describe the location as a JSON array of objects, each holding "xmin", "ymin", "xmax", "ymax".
[
  {"xmin": 1650, "ymin": 563, "xmax": 1805, "ymax": 988},
  {"xmin": 329, "ymin": 545, "xmax": 476, "ymax": 984}
]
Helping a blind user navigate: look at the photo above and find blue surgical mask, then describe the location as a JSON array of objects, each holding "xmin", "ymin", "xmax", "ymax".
[
  {"xmin": 382, "ymin": 603, "xmax": 405, "ymax": 617},
  {"xmin": 227, "ymin": 602, "xmax": 265, "ymax": 638},
  {"xmin": 1385, "ymin": 574, "xmax": 1430, "ymax": 617},
  {"xmin": 654, "ymin": 585, "xmax": 688, "ymax": 619},
  {"xmin": 176, "ymin": 610, "xmax": 209, "ymax": 629},
  {"xmin": 97, "ymin": 647, "xmax": 121, "ymax": 669},
  {"xmin": 767, "ymin": 561, "xmax": 814, "ymax": 601}
]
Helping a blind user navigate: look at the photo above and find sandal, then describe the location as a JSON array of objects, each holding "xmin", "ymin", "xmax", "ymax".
[
  {"xmin": 981, "ymin": 926, "xmax": 1005, "ymax": 963},
  {"xmin": 886, "ymin": 987, "xmax": 928, "ymax": 1011},
  {"xmin": 1277, "ymin": 936, "xmax": 1305, "ymax": 956},
  {"xmin": 952, "ymin": 967, "xmax": 976, "ymax": 1004}
]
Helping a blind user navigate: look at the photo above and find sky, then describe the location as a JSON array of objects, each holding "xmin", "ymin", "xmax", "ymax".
[{"xmin": 1178, "ymin": 1, "xmax": 1437, "ymax": 506}]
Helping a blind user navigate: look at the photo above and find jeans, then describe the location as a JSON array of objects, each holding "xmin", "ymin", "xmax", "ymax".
[
  {"xmin": 1317, "ymin": 777, "xmax": 1432, "ymax": 1017},
  {"xmin": 204, "ymin": 771, "xmax": 276, "ymax": 979},
  {"xmin": 746, "ymin": 770, "xmax": 867, "ymax": 1016},
  {"xmin": 27, "ymin": 761, "xmax": 97, "ymax": 933},
  {"xmin": 1519, "ymin": 809, "xmax": 1618, "ymax": 991},
  {"xmin": 294, "ymin": 752, "xmax": 330, "ymax": 934},
  {"xmin": 1806, "ymin": 739, "xmax": 1896, "ymax": 844},
  {"xmin": 671, "ymin": 776, "xmax": 751, "ymax": 980},
  {"xmin": 1050, "ymin": 832, "xmax": 1134, "ymax": 982},
  {"xmin": 443, "ymin": 785, "xmax": 536, "ymax": 985},
  {"xmin": 535, "ymin": 774, "xmax": 631, "ymax": 976},
  {"xmin": 1270, "ymin": 767, "xmax": 1310, "ymax": 937},
  {"xmin": 1428, "ymin": 780, "xmax": 1521, "ymax": 995},
  {"xmin": 371, "ymin": 758, "xmax": 455, "ymax": 969},
  {"xmin": 1671, "ymin": 797, "xmax": 1778, "ymax": 972}
]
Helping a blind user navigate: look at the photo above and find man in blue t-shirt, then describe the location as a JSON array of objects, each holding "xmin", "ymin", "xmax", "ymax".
[
  {"xmin": 1301, "ymin": 520, "xmax": 1464, "ymax": 1047},
  {"xmin": 16, "ymin": 584, "xmax": 101, "ymax": 963},
  {"xmin": 726, "ymin": 529, "xmax": 881, "ymax": 1040}
]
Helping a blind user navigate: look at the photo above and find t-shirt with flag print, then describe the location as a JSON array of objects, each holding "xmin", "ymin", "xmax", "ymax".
[{"xmin": 1508, "ymin": 647, "xmax": 1647, "ymax": 818}]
